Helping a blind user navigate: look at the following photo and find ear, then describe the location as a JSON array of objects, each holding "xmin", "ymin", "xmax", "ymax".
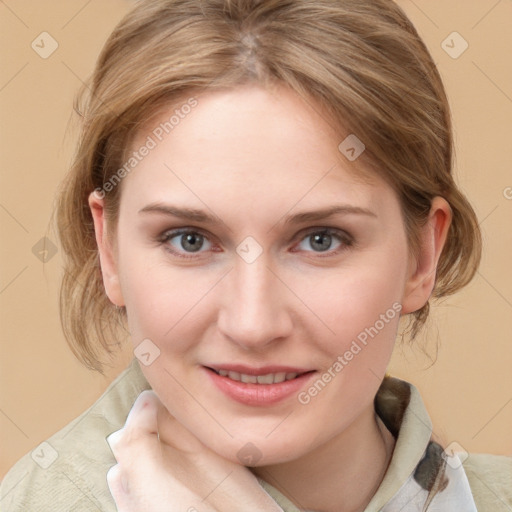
[
  {"xmin": 88, "ymin": 191, "xmax": 125, "ymax": 307},
  {"xmin": 401, "ymin": 196, "xmax": 452, "ymax": 315}
]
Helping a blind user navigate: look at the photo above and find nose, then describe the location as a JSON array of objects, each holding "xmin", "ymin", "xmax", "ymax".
[{"xmin": 217, "ymin": 255, "xmax": 293, "ymax": 351}]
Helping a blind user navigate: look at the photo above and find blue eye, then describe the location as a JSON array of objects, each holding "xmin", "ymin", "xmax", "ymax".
[
  {"xmin": 159, "ymin": 227, "xmax": 353, "ymax": 260},
  {"xmin": 296, "ymin": 229, "xmax": 351, "ymax": 254},
  {"xmin": 163, "ymin": 230, "xmax": 212, "ymax": 256}
]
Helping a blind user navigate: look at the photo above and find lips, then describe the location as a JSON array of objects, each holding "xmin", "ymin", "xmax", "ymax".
[
  {"xmin": 207, "ymin": 364, "xmax": 312, "ymax": 382},
  {"xmin": 204, "ymin": 364, "xmax": 316, "ymax": 406},
  {"xmin": 212, "ymin": 369, "xmax": 300, "ymax": 384}
]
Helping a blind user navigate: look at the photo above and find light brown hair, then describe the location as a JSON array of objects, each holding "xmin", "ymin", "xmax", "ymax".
[{"xmin": 55, "ymin": 0, "xmax": 481, "ymax": 372}]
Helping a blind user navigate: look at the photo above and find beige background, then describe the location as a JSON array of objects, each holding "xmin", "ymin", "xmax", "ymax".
[{"xmin": 1, "ymin": 0, "xmax": 511, "ymax": 480}]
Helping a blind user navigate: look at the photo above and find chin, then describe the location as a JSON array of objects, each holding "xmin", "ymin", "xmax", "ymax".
[{"xmin": 208, "ymin": 432, "xmax": 311, "ymax": 468}]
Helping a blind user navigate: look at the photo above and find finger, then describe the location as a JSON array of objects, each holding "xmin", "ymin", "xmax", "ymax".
[
  {"xmin": 106, "ymin": 429, "xmax": 123, "ymax": 458},
  {"xmin": 106, "ymin": 464, "xmax": 130, "ymax": 510},
  {"xmin": 106, "ymin": 390, "xmax": 160, "ymax": 458},
  {"xmin": 123, "ymin": 390, "xmax": 161, "ymax": 438},
  {"xmin": 108, "ymin": 390, "xmax": 163, "ymax": 465},
  {"xmin": 106, "ymin": 463, "xmax": 123, "ymax": 493},
  {"xmin": 124, "ymin": 390, "xmax": 203, "ymax": 455}
]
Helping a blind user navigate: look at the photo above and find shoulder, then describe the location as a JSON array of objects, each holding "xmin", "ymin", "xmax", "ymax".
[
  {"xmin": 463, "ymin": 452, "xmax": 512, "ymax": 511},
  {"xmin": 0, "ymin": 359, "xmax": 150, "ymax": 512}
]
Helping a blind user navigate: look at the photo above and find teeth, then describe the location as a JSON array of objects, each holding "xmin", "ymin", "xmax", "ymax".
[
  {"xmin": 273, "ymin": 372, "xmax": 286, "ymax": 383},
  {"xmin": 257, "ymin": 374, "xmax": 274, "ymax": 384},
  {"xmin": 215, "ymin": 369, "xmax": 303, "ymax": 384},
  {"xmin": 241, "ymin": 373, "xmax": 258, "ymax": 383}
]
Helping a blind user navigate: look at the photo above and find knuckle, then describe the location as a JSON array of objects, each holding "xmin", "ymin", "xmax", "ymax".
[
  {"xmin": 106, "ymin": 463, "xmax": 120, "ymax": 488},
  {"xmin": 107, "ymin": 429, "xmax": 123, "ymax": 446},
  {"xmin": 107, "ymin": 428, "xmax": 126, "ymax": 455},
  {"xmin": 136, "ymin": 390, "xmax": 160, "ymax": 413},
  {"xmin": 107, "ymin": 463, "xmax": 130, "ymax": 496},
  {"xmin": 139, "ymin": 389, "xmax": 157, "ymax": 400}
]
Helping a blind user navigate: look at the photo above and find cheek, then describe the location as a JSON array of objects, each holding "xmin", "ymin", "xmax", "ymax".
[
  {"xmin": 293, "ymin": 252, "xmax": 407, "ymax": 358},
  {"xmin": 290, "ymin": 270, "xmax": 403, "ymax": 448},
  {"xmin": 117, "ymin": 248, "xmax": 203, "ymax": 341}
]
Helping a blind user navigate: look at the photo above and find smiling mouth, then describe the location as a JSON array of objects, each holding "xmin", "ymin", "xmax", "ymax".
[{"xmin": 207, "ymin": 367, "xmax": 314, "ymax": 384}]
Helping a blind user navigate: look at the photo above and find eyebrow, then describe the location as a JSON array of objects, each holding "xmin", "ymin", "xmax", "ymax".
[{"xmin": 138, "ymin": 202, "xmax": 377, "ymax": 225}]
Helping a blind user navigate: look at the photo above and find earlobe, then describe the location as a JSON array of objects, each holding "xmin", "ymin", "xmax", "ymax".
[
  {"xmin": 88, "ymin": 192, "xmax": 125, "ymax": 307},
  {"xmin": 401, "ymin": 197, "xmax": 452, "ymax": 315}
]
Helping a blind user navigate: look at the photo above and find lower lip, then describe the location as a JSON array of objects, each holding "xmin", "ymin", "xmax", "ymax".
[{"xmin": 204, "ymin": 367, "xmax": 316, "ymax": 406}]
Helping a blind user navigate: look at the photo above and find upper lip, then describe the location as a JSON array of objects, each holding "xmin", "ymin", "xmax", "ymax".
[{"xmin": 205, "ymin": 364, "xmax": 314, "ymax": 375}]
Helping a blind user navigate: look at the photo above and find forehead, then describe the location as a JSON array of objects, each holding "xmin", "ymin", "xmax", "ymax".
[{"xmin": 120, "ymin": 84, "xmax": 395, "ymax": 221}]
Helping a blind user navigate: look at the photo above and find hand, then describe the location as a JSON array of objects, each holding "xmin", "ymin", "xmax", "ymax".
[{"xmin": 107, "ymin": 390, "xmax": 284, "ymax": 512}]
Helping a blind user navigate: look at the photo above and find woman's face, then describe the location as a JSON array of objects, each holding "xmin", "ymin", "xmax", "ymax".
[{"xmin": 99, "ymin": 84, "xmax": 423, "ymax": 465}]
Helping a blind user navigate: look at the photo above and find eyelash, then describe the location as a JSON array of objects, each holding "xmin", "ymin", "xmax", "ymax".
[{"xmin": 158, "ymin": 227, "xmax": 354, "ymax": 260}]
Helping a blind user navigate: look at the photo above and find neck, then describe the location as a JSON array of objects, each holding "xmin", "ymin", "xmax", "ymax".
[{"xmin": 253, "ymin": 405, "xmax": 395, "ymax": 512}]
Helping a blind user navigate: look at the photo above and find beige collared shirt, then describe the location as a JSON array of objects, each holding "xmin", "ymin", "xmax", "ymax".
[{"xmin": 1, "ymin": 359, "xmax": 511, "ymax": 511}]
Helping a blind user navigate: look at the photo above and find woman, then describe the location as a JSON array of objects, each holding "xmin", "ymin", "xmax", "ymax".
[{"xmin": 1, "ymin": 0, "xmax": 510, "ymax": 510}]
